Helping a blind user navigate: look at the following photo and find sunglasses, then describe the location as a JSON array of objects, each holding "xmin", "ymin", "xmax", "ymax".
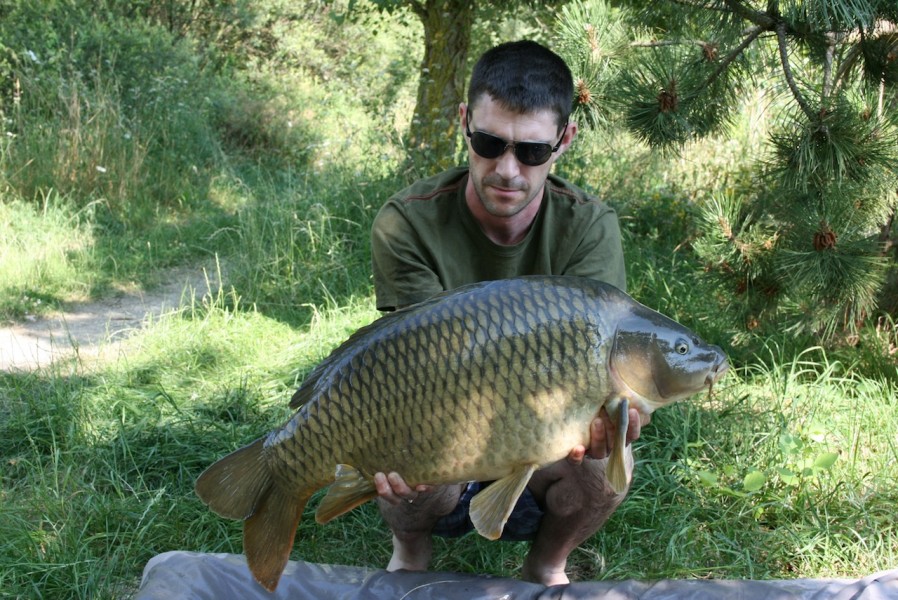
[{"xmin": 465, "ymin": 109, "xmax": 568, "ymax": 167}]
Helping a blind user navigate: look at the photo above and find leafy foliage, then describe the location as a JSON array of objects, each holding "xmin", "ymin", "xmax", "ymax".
[
  {"xmin": 559, "ymin": 0, "xmax": 898, "ymax": 340},
  {"xmin": 2, "ymin": 4, "xmax": 898, "ymax": 596},
  {"xmin": 555, "ymin": 0, "xmax": 630, "ymax": 130}
]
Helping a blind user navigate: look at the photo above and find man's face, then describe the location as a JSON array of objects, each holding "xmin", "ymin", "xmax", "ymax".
[{"xmin": 461, "ymin": 95, "xmax": 573, "ymax": 220}]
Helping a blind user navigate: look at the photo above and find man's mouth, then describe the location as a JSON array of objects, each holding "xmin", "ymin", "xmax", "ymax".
[{"xmin": 484, "ymin": 175, "xmax": 525, "ymax": 193}]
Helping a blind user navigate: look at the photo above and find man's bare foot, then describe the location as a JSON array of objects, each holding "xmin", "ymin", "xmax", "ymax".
[
  {"xmin": 385, "ymin": 533, "xmax": 432, "ymax": 572},
  {"xmin": 521, "ymin": 555, "xmax": 570, "ymax": 586},
  {"xmin": 387, "ymin": 535, "xmax": 433, "ymax": 571}
]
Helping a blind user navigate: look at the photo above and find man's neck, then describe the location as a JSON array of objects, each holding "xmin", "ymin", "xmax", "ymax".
[{"xmin": 466, "ymin": 185, "xmax": 545, "ymax": 246}]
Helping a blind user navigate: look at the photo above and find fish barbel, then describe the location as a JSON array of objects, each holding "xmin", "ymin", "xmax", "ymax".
[{"xmin": 195, "ymin": 275, "xmax": 728, "ymax": 591}]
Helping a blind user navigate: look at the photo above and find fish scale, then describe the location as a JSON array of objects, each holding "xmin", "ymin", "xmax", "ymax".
[
  {"xmin": 195, "ymin": 275, "xmax": 728, "ymax": 592},
  {"xmin": 283, "ymin": 282, "xmax": 582, "ymax": 486}
]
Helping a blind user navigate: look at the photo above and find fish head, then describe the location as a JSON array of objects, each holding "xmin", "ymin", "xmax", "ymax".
[{"xmin": 609, "ymin": 308, "xmax": 729, "ymax": 413}]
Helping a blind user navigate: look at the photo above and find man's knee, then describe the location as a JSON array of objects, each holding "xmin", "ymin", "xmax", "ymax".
[
  {"xmin": 377, "ymin": 483, "xmax": 463, "ymax": 533},
  {"xmin": 541, "ymin": 458, "xmax": 631, "ymax": 519}
]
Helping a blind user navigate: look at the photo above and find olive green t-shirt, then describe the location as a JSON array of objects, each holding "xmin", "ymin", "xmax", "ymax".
[{"xmin": 371, "ymin": 166, "xmax": 626, "ymax": 311}]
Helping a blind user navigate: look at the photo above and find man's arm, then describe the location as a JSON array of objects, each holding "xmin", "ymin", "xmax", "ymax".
[
  {"xmin": 371, "ymin": 202, "xmax": 443, "ymax": 311},
  {"xmin": 562, "ymin": 206, "xmax": 627, "ymax": 292}
]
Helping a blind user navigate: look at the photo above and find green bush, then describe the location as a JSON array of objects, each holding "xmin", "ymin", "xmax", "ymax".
[
  {"xmin": 1, "ymin": 2, "xmax": 897, "ymax": 597},
  {"xmin": 0, "ymin": 6, "xmax": 221, "ymax": 210}
]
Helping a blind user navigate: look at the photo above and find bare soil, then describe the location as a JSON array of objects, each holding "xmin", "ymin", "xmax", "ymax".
[{"xmin": 0, "ymin": 265, "xmax": 225, "ymax": 372}]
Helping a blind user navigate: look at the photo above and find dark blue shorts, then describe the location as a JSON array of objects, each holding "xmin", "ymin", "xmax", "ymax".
[{"xmin": 431, "ymin": 481, "xmax": 544, "ymax": 542}]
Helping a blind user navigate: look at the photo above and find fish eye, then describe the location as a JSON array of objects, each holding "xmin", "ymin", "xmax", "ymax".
[{"xmin": 675, "ymin": 339, "xmax": 689, "ymax": 355}]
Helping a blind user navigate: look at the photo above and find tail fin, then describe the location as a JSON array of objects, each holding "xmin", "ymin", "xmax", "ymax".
[
  {"xmin": 195, "ymin": 438, "xmax": 309, "ymax": 592},
  {"xmin": 244, "ymin": 484, "xmax": 309, "ymax": 592},
  {"xmin": 196, "ymin": 438, "xmax": 272, "ymax": 519}
]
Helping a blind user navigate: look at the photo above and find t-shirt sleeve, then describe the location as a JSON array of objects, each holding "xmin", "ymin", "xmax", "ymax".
[
  {"xmin": 562, "ymin": 206, "xmax": 627, "ymax": 293},
  {"xmin": 370, "ymin": 202, "xmax": 444, "ymax": 311}
]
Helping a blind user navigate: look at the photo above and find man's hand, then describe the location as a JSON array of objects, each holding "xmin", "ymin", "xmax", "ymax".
[
  {"xmin": 374, "ymin": 471, "xmax": 433, "ymax": 506},
  {"xmin": 567, "ymin": 406, "xmax": 647, "ymax": 465}
]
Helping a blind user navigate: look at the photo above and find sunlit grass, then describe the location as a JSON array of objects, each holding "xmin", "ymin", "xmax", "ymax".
[
  {"xmin": 2, "ymin": 2, "xmax": 896, "ymax": 598},
  {"xmin": 0, "ymin": 285, "xmax": 380, "ymax": 598},
  {"xmin": 0, "ymin": 195, "xmax": 97, "ymax": 320},
  {"xmin": 575, "ymin": 347, "xmax": 898, "ymax": 582},
  {"xmin": 3, "ymin": 272, "xmax": 896, "ymax": 597}
]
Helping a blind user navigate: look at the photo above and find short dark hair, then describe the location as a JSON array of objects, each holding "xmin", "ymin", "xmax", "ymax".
[{"xmin": 467, "ymin": 40, "xmax": 573, "ymax": 131}]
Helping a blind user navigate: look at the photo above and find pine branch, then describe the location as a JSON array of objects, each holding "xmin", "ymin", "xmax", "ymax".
[
  {"xmin": 776, "ymin": 20, "xmax": 817, "ymax": 122},
  {"xmin": 833, "ymin": 41, "xmax": 864, "ymax": 93},
  {"xmin": 630, "ymin": 40, "xmax": 689, "ymax": 48},
  {"xmin": 823, "ymin": 33, "xmax": 836, "ymax": 101},
  {"xmin": 880, "ymin": 207, "xmax": 895, "ymax": 257},
  {"xmin": 631, "ymin": 24, "xmax": 763, "ymax": 102},
  {"xmin": 703, "ymin": 24, "xmax": 764, "ymax": 89},
  {"xmin": 667, "ymin": 0, "xmax": 732, "ymax": 12},
  {"xmin": 722, "ymin": 0, "xmax": 776, "ymax": 30}
]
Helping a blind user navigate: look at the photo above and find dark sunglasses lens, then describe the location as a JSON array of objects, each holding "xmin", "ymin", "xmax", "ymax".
[
  {"xmin": 470, "ymin": 132, "xmax": 506, "ymax": 158},
  {"xmin": 470, "ymin": 132, "xmax": 553, "ymax": 166},
  {"xmin": 516, "ymin": 143, "xmax": 553, "ymax": 166}
]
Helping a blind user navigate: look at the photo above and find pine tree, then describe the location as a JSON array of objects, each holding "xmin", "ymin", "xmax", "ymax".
[{"xmin": 557, "ymin": 0, "xmax": 898, "ymax": 340}]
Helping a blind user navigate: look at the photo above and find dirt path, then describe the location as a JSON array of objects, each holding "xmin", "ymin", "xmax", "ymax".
[{"xmin": 0, "ymin": 265, "xmax": 225, "ymax": 372}]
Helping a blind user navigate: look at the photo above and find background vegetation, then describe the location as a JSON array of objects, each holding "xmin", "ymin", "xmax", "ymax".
[
  {"xmin": 1, "ymin": 0, "xmax": 896, "ymax": 598},
  {"xmin": 557, "ymin": 0, "xmax": 898, "ymax": 340}
]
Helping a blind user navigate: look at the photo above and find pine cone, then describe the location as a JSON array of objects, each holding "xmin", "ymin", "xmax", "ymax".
[
  {"xmin": 658, "ymin": 82, "xmax": 679, "ymax": 113},
  {"xmin": 813, "ymin": 223, "xmax": 838, "ymax": 251},
  {"xmin": 576, "ymin": 79, "xmax": 592, "ymax": 105}
]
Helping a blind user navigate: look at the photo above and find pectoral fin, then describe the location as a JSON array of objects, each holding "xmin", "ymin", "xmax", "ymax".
[
  {"xmin": 315, "ymin": 464, "xmax": 378, "ymax": 524},
  {"xmin": 469, "ymin": 464, "xmax": 538, "ymax": 540},
  {"xmin": 606, "ymin": 398, "xmax": 631, "ymax": 494}
]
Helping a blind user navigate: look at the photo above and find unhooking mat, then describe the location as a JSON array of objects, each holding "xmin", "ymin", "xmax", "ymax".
[{"xmin": 135, "ymin": 551, "xmax": 898, "ymax": 599}]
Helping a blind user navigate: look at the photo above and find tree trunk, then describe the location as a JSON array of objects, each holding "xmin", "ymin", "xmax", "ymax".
[{"xmin": 407, "ymin": 0, "xmax": 475, "ymax": 176}]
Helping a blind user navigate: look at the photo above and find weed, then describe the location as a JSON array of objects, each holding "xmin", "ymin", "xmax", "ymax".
[{"xmin": 1, "ymin": 3, "xmax": 896, "ymax": 597}]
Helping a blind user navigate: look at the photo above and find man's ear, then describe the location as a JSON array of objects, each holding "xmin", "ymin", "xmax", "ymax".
[{"xmin": 558, "ymin": 121, "xmax": 578, "ymax": 154}]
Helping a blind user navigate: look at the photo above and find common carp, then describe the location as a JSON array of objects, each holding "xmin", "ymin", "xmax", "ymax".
[{"xmin": 195, "ymin": 275, "xmax": 728, "ymax": 591}]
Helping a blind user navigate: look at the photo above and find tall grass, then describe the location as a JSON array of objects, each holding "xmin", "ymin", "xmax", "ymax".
[
  {"xmin": 2, "ymin": 2, "xmax": 897, "ymax": 598},
  {"xmin": 222, "ymin": 166, "xmax": 403, "ymax": 326},
  {"xmin": 0, "ymin": 194, "xmax": 97, "ymax": 319},
  {"xmin": 6, "ymin": 74, "xmax": 149, "ymax": 211},
  {"xmin": 0, "ymin": 15, "xmax": 229, "ymax": 319},
  {"xmin": 0, "ymin": 1, "xmax": 420, "ymax": 323},
  {"xmin": 2, "ymin": 285, "xmax": 895, "ymax": 597}
]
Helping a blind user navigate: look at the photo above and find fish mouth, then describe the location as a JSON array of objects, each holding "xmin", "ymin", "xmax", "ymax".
[{"xmin": 705, "ymin": 359, "xmax": 730, "ymax": 395}]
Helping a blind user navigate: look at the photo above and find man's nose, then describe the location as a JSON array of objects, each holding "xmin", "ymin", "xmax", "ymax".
[{"xmin": 494, "ymin": 146, "xmax": 522, "ymax": 179}]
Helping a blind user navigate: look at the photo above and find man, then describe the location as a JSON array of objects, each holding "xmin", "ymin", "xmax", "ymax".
[{"xmin": 369, "ymin": 40, "xmax": 644, "ymax": 586}]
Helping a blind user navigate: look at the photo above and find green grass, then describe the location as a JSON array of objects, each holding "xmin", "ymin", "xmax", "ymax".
[
  {"xmin": 2, "ymin": 171, "xmax": 896, "ymax": 595},
  {"xmin": 585, "ymin": 348, "xmax": 898, "ymax": 581},
  {"xmin": 0, "ymin": 194, "xmax": 96, "ymax": 320},
  {"xmin": 2, "ymin": 2, "xmax": 897, "ymax": 597},
  {"xmin": 0, "ymin": 290, "xmax": 382, "ymax": 598},
  {"xmin": 2, "ymin": 281, "xmax": 895, "ymax": 598}
]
